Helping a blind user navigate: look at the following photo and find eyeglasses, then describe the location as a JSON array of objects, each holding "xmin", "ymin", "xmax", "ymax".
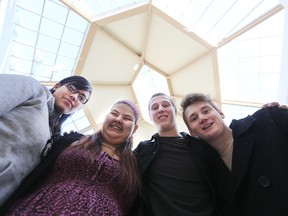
[{"xmin": 66, "ymin": 83, "xmax": 88, "ymax": 104}]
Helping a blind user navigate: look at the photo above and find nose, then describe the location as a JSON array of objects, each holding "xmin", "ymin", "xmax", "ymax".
[
  {"xmin": 158, "ymin": 105, "xmax": 164, "ymax": 113},
  {"xmin": 198, "ymin": 113, "xmax": 207, "ymax": 123},
  {"xmin": 114, "ymin": 114, "xmax": 123, "ymax": 122},
  {"xmin": 69, "ymin": 92, "xmax": 79, "ymax": 101}
]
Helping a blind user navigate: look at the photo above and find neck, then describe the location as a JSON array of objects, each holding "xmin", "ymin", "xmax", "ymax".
[
  {"xmin": 158, "ymin": 127, "xmax": 181, "ymax": 137},
  {"xmin": 101, "ymin": 143, "xmax": 120, "ymax": 160},
  {"xmin": 208, "ymin": 128, "xmax": 233, "ymax": 170}
]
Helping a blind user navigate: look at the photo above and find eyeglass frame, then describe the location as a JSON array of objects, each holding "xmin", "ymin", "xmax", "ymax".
[{"xmin": 65, "ymin": 83, "xmax": 89, "ymax": 104}]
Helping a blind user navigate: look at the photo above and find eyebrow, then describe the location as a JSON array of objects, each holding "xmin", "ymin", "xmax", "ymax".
[
  {"xmin": 189, "ymin": 105, "xmax": 210, "ymax": 116},
  {"xmin": 151, "ymin": 100, "xmax": 170, "ymax": 106},
  {"xmin": 201, "ymin": 105, "xmax": 211, "ymax": 111},
  {"xmin": 78, "ymin": 90, "xmax": 90, "ymax": 98},
  {"xmin": 111, "ymin": 109, "xmax": 134, "ymax": 119}
]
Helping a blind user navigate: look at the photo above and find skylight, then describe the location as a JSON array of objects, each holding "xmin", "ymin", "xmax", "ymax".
[
  {"xmin": 1, "ymin": 0, "xmax": 287, "ymax": 136},
  {"xmin": 133, "ymin": 65, "xmax": 170, "ymax": 124},
  {"xmin": 153, "ymin": 0, "xmax": 281, "ymax": 46},
  {"xmin": 62, "ymin": 0, "xmax": 148, "ymax": 22},
  {"xmin": 0, "ymin": 0, "xmax": 92, "ymax": 134},
  {"xmin": 5, "ymin": 0, "xmax": 89, "ymax": 81}
]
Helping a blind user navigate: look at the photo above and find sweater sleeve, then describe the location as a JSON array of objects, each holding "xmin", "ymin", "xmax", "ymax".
[{"xmin": 0, "ymin": 74, "xmax": 49, "ymax": 116}]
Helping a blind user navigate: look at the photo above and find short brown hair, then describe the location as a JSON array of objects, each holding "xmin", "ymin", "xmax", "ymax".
[
  {"xmin": 148, "ymin": 93, "xmax": 177, "ymax": 114},
  {"xmin": 180, "ymin": 93, "xmax": 219, "ymax": 127}
]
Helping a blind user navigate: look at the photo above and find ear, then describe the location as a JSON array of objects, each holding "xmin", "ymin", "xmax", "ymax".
[
  {"xmin": 53, "ymin": 82, "xmax": 61, "ymax": 90},
  {"xmin": 188, "ymin": 128, "xmax": 197, "ymax": 137},
  {"xmin": 132, "ymin": 124, "xmax": 138, "ymax": 134},
  {"xmin": 218, "ymin": 110, "xmax": 225, "ymax": 119}
]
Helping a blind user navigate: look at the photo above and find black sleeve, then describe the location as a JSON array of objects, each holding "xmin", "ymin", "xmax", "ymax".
[
  {"xmin": 270, "ymin": 107, "xmax": 288, "ymax": 136},
  {"xmin": 0, "ymin": 132, "xmax": 84, "ymax": 214}
]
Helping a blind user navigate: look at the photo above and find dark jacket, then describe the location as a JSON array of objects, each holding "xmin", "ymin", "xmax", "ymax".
[
  {"xmin": 130, "ymin": 132, "xmax": 230, "ymax": 216},
  {"xmin": 0, "ymin": 132, "xmax": 84, "ymax": 214},
  {"xmin": 230, "ymin": 107, "xmax": 288, "ymax": 216}
]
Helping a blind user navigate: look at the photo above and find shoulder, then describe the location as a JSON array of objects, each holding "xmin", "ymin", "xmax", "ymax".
[
  {"xmin": 183, "ymin": 132, "xmax": 205, "ymax": 147},
  {"xmin": 0, "ymin": 74, "xmax": 40, "ymax": 85},
  {"xmin": 134, "ymin": 139, "xmax": 154, "ymax": 153},
  {"xmin": 249, "ymin": 107, "xmax": 288, "ymax": 126},
  {"xmin": 231, "ymin": 107, "xmax": 288, "ymax": 136},
  {"xmin": 0, "ymin": 74, "xmax": 50, "ymax": 97},
  {"xmin": 133, "ymin": 134, "xmax": 159, "ymax": 156},
  {"xmin": 136, "ymin": 133, "xmax": 158, "ymax": 147},
  {"xmin": 253, "ymin": 106, "xmax": 288, "ymax": 117}
]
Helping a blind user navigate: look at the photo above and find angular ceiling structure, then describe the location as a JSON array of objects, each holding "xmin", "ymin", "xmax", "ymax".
[
  {"xmin": 75, "ymin": 2, "xmax": 220, "ymax": 138},
  {"xmin": 0, "ymin": 0, "xmax": 286, "ymax": 144}
]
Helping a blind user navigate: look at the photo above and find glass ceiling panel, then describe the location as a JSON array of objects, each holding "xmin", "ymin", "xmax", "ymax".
[
  {"xmin": 17, "ymin": 0, "xmax": 44, "ymax": 14},
  {"xmin": 133, "ymin": 65, "xmax": 170, "ymax": 124},
  {"xmin": 1, "ymin": 0, "xmax": 92, "ymax": 135},
  {"xmin": 62, "ymin": 109, "xmax": 92, "ymax": 133},
  {"xmin": 217, "ymin": 9, "xmax": 284, "ymax": 104},
  {"xmin": 1, "ymin": 0, "xmax": 287, "ymax": 136},
  {"xmin": 15, "ymin": 27, "xmax": 38, "ymax": 45},
  {"xmin": 153, "ymin": 0, "xmax": 281, "ymax": 46},
  {"xmin": 7, "ymin": 0, "xmax": 89, "ymax": 81},
  {"xmin": 62, "ymin": 0, "xmax": 148, "ymax": 22},
  {"xmin": 222, "ymin": 104, "xmax": 259, "ymax": 125},
  {"xmin": 40, "ymin": 18, "xmax": 64, "ymax": 39},
  {"xmin": 9, "ymin": 56, "xmax": 32, "ymax": 75},
  {"xmin": 44, "ymin": 0, "xmax": 69, "ymax": 23},
  {"xmin": 12, "ymin": 42, "xmax": 34, "ymax": 59},
  {"xmin": 5, "ymin": 0, "xmax": 89, "ymax": 82},
  {"xmin": 15, "ymin": 8, "xmax": 41, "ymax": 30}
]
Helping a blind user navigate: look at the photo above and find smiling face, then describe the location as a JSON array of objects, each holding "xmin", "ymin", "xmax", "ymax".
[
  {"xmin": 101, "ymin": 103, "xmax": 138, "ymax": 146},
  {"xmin": 149, "ymin": 95, "xmax": 178, "ymax": 135},
  {"xmin": 52, "ymin": 83, "xmax": 90, "ymax": 114},
  {"xmin": 183, "ymin": 101, "xmax": 226, "ymax": 142}
]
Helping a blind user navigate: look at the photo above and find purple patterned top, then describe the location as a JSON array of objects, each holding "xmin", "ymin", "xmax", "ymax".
[{"xmin": 7, "ymin": 147, "xmax": 137, "ymax": 216}]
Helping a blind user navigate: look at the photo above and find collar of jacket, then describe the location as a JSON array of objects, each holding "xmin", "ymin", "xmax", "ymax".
[{"xmin": 230, "ymin": 115, "xmax": 255, "ymax": 138}]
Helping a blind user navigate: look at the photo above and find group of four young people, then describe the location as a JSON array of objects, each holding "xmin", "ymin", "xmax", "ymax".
[{"xmin": 1, "ymin": 74, "xmax": 287, "ymax": 215}]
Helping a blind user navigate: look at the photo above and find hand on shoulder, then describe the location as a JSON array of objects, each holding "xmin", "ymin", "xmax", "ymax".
[{"xmin": 262, "ymin": 102, "xmax": 288, "ymax": 109}]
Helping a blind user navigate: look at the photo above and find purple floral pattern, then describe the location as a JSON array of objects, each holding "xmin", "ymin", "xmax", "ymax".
[{"xmin": 7, "ymin": 148, "xmax": 136, "ymax": 216}]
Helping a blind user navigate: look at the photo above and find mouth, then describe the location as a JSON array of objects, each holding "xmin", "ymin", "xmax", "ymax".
[
  {"xmin": 110, "ymin": 123, "xmax": 122, "ymax": 131},
  {"xmin": 158, "ymin": 115, "xmax": 168, "ymax": 120},
  {"xmin": 64, "ymin": 98, "xmax": 73, "ymax": 108},
  {"xmin": 202, "ymin": 122, "xmax": 213, "ymax": 130}
]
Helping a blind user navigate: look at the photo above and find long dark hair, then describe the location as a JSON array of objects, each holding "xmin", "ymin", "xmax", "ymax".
[
  {"xmin": 72, "ymin": 100, "xmax": 141, "ymax": 195},
  {"xmin": 50, "ymin": 75, "xmax": 92, "ymax": 134},
  {"xmin": 72, "ymin": 131, "xmax": 141, "ymax": 195}
]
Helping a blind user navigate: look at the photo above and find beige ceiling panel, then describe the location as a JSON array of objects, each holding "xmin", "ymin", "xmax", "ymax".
[
  {"xmin": 104, "ymin": 12, "xmax": 148, "ymax": 54},
  {"xmin": 86, "ymin": 85, "xmax": 136, "ymax": 125},
  {"xmin": 171, "ymin": 53, "xmax": 219, "ymax": 99},
  {"xmin": 145, "ymin": 13, "xmax": 209, "ymax": 74},
  {"xmin": 81, "ymin": 30, "xmax": 140, "ymax": 84},
  {"xmin": 133, "ymin": 121, "xmax": 156, "ymax": 148}
]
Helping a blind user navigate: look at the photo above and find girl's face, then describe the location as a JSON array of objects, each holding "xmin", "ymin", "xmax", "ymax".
[
  {"xmin": 52, "ymin": 83, "xmax": 90, "ymax": 114},
  {"xmin": 101, "ymin": 103, "xmax": 138, "ymax": 146}
]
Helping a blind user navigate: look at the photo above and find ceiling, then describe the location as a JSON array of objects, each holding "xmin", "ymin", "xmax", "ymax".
[
  {"xmin": 0, "ymin": 0, "xmax": 286, "ymax": 144},
  {"xmin": 75, "ymin": 2, "xmax": 220, "ymax": 137}
]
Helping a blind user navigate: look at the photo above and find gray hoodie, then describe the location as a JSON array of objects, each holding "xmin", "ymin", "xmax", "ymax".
[{"xmin": 0, "ymin": 74, "xmax": 53, "ymax": 205}]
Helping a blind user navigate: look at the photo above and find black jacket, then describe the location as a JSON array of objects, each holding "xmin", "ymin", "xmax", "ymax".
[
  {"xmin": 230, "ymin": 107, "xmax": 288, "ymax": 216},
  {"xmin": 130, "ymin": 132, "xmax": 231, "ymax": 216},
  {"xmin": 0, "ymin": 132, "xmax": 84, "ymax": 214}
]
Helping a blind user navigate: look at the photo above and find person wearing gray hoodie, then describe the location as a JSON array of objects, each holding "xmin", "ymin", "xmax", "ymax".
[{"xmin": 0, "ymin": 74, "xmax": 92, "ymax": 206}]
